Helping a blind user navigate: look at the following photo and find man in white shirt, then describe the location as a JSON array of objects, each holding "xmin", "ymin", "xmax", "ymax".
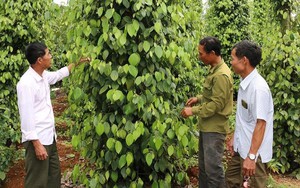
[
  {"xmin": 17, "ymin": 42, "xmax": 89, "ymax": 188},
  {"xmin": 225, "ymin": 40, "xmax": 273, "ymax": 188}
]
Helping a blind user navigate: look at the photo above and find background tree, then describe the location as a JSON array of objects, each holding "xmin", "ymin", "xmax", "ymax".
[{"xmin": 204, "ymin": 0, "xmax": 250, "ymax": 64}]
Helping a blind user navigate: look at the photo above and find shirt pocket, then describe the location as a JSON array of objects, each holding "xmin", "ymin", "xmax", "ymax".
[{"xmin": 240, "ymin": 101, "xmax": 254, "ymax": 123}]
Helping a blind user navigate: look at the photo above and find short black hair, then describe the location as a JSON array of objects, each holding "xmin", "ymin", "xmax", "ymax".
[
  {"xmin": 25, "ymin": 42, "xmax": 47, "ymax": 64},
  {"xmin": 233, "ymin": 40, "xmax": 262, "ymax": 67},
  {"xmin": 199, "ymin": 36, "xmax": 221, "ymax": 56}
]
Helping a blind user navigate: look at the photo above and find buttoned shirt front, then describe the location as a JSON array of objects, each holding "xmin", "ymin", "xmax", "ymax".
[
  {"xmin": 233, "ymin": 69, "xmax": 273, "ymax": 163},
  {"xmin": 17, "ymin": 66, "xmax": 69, "ymax": 145}
]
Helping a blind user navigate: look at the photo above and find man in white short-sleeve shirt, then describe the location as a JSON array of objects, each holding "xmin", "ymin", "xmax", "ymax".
[
  {"xmin": 225, "ymin": 40, "xmax": 273, "ymax": 188},
  {"xmin": 17, "ymin": 42, "xmax": 90, "ymax": 188}
]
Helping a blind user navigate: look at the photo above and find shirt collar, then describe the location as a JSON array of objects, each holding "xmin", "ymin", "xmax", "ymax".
[
  {"xmin": 240, "ymin": 68, "xmax": 258, "ymax": 90},
  {"xmin": 209, "ymin": 59, "xmax": 224, "ymax": 74},
  {"xmin": 28, "ymin": 66, "xmax": 43, "ymax": 82}
]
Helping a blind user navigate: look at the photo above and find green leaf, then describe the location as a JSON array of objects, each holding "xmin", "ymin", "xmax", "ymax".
[
  {"xmin": 158, "ymin": 123, "xmax": 166, "ymax": 134},
  {"xmin": 111, "ymin": 171, "xmax": 118, "ymax": 182},
  {"xmin": 71, "ymin": 135, "xmax": 80, "ymax": 147},
  {"xmin": 73, "ymin": 87, "xmax": 82, "ymax": 100},
  {"xmin": 105, "ymin": 171, "xmax": 110, "ymax": 180},
  {"xmin": 123, "ymin": 0, "xmax": 130, "ymax": 8},
  {"xmin": 154, "ymin": 138, "xmax": 162, "ymax": 150},
  {"xmin": 102, "ymin": 50, "xmax": 109, "ymax": 60},
  {"xmin": 106, "ymin": 138, "xmax": 115, "ymax": 150},
  {"xmin": 143, "ymin": 41, "xmax": 151, "ymax": 52},
  {"xmin": 105, "ymin": 9, "xmax": 115, "ymax": 19},
  {"xmin": 146, "ymin": 153, "xmax": 153, "ymax": 166},
  {"xmin": 155, "ymin": 46, "xmax": 163, "ymax": 58},
  {"xmin": 0, "ymin": 171, "xmax": 5, "ymax": 181},
  {"xmin": 126, "ymin": 133, "xmax": 134, "ymax": 146},
  {"xmin": 106, "ymin": 89, "xmax": 114, "ymax": 100},
  {"xmin": 154, "ymin": 72, "xmax": 162, "ymax": 81},
  {"xmin": 96, "ymin": 123, "xmax": 105, "ymax": 136},
  {"xmin": 124, "ymin": 103, "xmax": 136, "ymax": 115},
  {"xmin": 127, "ymin": 24, "xmax": 136, "ymax": 37},
  {"xmin": 154, "ymin": 21, "xmax": 162, "ymax": 33},
  {"xmin": 83, "ymin": 25, "xmax": 91, "ymax": 37},
  {"xmin": 99, "ymin": 173, "xmax": 106, "ymax": 185},
  {"xmin": 128, "ymin": 65, "xmax": 138, "ymax": 77},
  {"xmin": 181, "ymin": 135, "xmax": 188, "ymax": 147},
  {"xmin": 135, "ymin": 76, "xmax": 143, "ymax": 86},
  {"xmin": 119, "ymin": 33, "xmax": 127, "ymax": 45},
  {"xmin": 126, "ymin": 152, "xmax": 134, "ymax": 166},
  {"xmin": 167, "ymin": 145, "xmax": 174, "ymax": 156},
  {"xmin": 132, "ymin": 19, "xmax": 139, "ymax": 31},
  {"xmin": 115, "ymin": 141, "xmax": 122, "ymax": 154},
  {"xmin": 118, "ymin": 155, "xmax": 126, "ymax": 168},
  {"xmin": 128, "ymin": 53, "xmax": 141, "ymax": 66},
  {"xmin": 167, "ymin": 129, "xmax": 175, "ymax": 139},
  {"xmin": 110, "ymin": 70, "xmax": 119, "ymax": 81},
  {"xmin": 112, "ymin": 90, "xmax": 124, "ymax": 101}
]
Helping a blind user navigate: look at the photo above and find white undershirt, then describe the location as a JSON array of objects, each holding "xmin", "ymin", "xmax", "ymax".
[{"xmin": 17, "ymin": 66, "xmax": 69, "ymax": 145}]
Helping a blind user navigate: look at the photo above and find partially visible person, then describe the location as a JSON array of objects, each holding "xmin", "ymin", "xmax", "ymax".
[
  {"xmin": 17, "ymin": 42, "xmax": 90, "ymax": 188},
  {"xmin": 225, "ymin": 40, "xmax": 273, "ymax": 188},
  {"xmin": 181, "ymin": 36, "xmax": 233, "ymax": 188}
]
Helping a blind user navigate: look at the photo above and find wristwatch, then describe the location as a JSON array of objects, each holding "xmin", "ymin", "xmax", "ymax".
[{"xmin": 247, "ymin": 153, "xmax": 256, "ymax": 161}]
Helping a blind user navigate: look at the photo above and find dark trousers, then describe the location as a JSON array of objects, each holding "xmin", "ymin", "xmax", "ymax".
[
  {"xmin": 225, "ymin": 153, "xmax": 267, "ymax": 188},
  {"xmin": 198, "ymin": 132, "xmax": 226, "ymax": 188},
  {"xmin": 23, "ymin": 140, "xmax": 61, "ymax": 188}
]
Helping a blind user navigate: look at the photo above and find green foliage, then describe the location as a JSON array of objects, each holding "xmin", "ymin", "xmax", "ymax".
[
  {"xmin": 0, "ymin": 0, "xmax": 54, "ymax": 180},
  {"xmin": 0, "ymin": 104, "xmax": 18, "ymax": 181},
  {"xmin": 248, "ymin": 0, "xmax": 278, "ymax": 44},
  {"xmin": 204, "ymin": 0, "xmax": 250, "ymax": 63},
  {"xmin": 249, "ymin": 0, "xmax": 300, "ymax": 177},
  {"xmin": 270, "ymin": 0, "xmax": 299, "ymax": 32},
  {"xmin": 260, "ymin": 30, "xmax": 300, "ymax": 175},
  {"xmin": 44, "ymin": 4, "xmax": 72, "ymax": 70},
  {"xmin": 64, "ymin": 0, "xmax": 203, "ymax": 186}
]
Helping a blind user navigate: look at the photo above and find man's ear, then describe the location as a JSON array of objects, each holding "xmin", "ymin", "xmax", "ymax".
[
  {"xmin": 245, "ymin": 56, "xmax": 251, "ymax": 64},
  {"xmin": 37, "ymin": 57, "xmax": 42, "ymax": 64}
]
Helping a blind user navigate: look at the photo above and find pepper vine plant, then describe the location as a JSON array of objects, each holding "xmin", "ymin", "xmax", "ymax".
[{"xmin": 63, "ymin": 0, "xmax": 204, "ymax": 187}]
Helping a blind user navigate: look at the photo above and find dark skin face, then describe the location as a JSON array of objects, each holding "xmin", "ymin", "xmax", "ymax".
[
  {"xmin": 198, "ymin": 45, "xmax": 211, "ymax": 65},
  {"xmin": 198, "ymin": 44, "xmax": 221, "ymax": 67},
  {"xmin": 38, "ymin": 48, "xmax": 52, "ymax": 70},
  {"xmin": 230, "ymin": 48, "xmax": 253, "ymax": 79}
]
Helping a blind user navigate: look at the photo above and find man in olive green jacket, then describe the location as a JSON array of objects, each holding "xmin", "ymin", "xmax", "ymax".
[{"xmin": 181, "ymin": 36, "xmax": 233, "ymax": 188}]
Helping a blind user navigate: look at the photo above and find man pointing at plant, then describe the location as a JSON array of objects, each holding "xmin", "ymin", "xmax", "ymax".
[
  {"xmin": 16, "ymin": 42, "xmax": 90, "ymax": 188},
  {"xmin": 181, "ymin": 36, "xmax": 233, "ymax": 188}
]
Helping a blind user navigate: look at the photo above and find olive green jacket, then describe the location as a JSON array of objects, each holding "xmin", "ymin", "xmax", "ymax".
[{"xmin": 192, "ymin": 60, "xmax": 233, "ymax": 134}]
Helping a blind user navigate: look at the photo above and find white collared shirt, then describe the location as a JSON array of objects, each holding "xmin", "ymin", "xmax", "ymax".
[
  {"xmin": 233, "ymin": 69, "xmax": 273, "ymax": 163},
  {"xmin": 17, "ymin": 66, "xmax": 69, "ymax": 145}
]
